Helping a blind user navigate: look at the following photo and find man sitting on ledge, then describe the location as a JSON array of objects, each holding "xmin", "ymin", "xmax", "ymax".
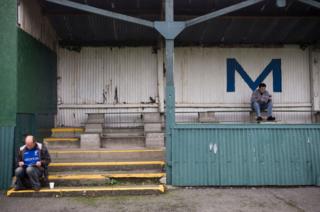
[
  {"xmin": 14, "ymin": 135, "xmax": 51, "ymax": 191},
  {"xmin": 251, "ymin": 83, "xmax": 276, "ymax": 121}
]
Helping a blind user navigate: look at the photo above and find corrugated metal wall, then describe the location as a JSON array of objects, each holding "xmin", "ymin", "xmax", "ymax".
[
  {"xmin": 0, "ymin": 127, "xmax": 15, "ymax": 189},
  {"xmin": 175, "ymin": 47, "xmax": 310, "ymax": 104},
  {"xmin": 58, "ymin": 47, "xmax": 158, "ymax": 105},
  {"xmin": 57, "ymin": 47, "xmax": 158, "ymax": 127},
  {"xmin": 171, "ymin": 124, "xmax": 320, "ymax": 186},
  {"xmin": 57, "ymin": 46, "xmax": 313, "ymax": 126},
  {"xmin": 174, "ymin": 46, "xmax": 311, "ymax": 123}
]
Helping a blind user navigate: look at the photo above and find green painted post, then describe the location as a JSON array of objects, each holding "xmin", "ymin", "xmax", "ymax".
[
  {"xmin": 165, "ymin": 40, "xmax": 175, "ymax": 184},
  {"xmin": 164, "ymin": 0, "xmax": 175, "ymax": 185},
  {"xmin": 0, "ymin": 0, "xmax": 17, "ymax": 189}
]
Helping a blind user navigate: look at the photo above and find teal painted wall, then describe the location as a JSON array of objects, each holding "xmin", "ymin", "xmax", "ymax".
[
  {"xmin": 17, "ymin": 29, "xmax": 57, "ymax": 114},
  {"xmin": 171, "ymin": 124, "xmax": 320, "ymax": 186},
  {"xmin": 0, "ymin": 0, "xmax": 17, "ymax": 189},
  {"xmin": 14, "ymin": 29, "xmax": 57, "ymax": 167},
  {"xmin": 0, "ymin": 1, "xmax": 17, "ymax": 126}
]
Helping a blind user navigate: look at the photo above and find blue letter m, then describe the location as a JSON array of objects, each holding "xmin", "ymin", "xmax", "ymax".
[{"xmin": 227, "ymin": 58, "xmax": 282, "ymax": 92}]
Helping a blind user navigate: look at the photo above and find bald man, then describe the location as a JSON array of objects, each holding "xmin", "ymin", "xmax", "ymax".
[{"xmin": 14, "ymin": 135, "xmax": 51, "ymax": 191}]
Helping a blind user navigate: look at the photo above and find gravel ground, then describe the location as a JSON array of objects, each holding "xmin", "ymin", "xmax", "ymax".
[{"xmin": 1, "ymin": 187, "xmax": 320, "ymax": 212}]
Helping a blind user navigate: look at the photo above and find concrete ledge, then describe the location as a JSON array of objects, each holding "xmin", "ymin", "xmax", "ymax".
[
  {"xmin": 198, "ymin": 112, "xmax": 217, "ymax": 123},
  {"xmin": 144, "ymin": 123, "xmax": 162, "ymax": 132},
  {"xmin": 87, "ymin": 113, "xmax": 105, "ymax": 120},
  {"xmin": 87, "ymin": 118, "xmax": 105, "ymax": 124},
  {"xmin": 250, "ymin": 111, "xmax": 268, "ymax": 121},
  {"xmin": 143, "ymin": 113, "xmax": 162, "ymax": 123},
  {"xmin": 80, "ymin": 134, "xmax": 101, "ymax": 149},
  {"xmin": 85, "ymin": 124, "xmax": 103, "ymax": 133}
]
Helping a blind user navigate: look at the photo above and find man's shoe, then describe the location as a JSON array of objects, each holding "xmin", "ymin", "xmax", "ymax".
[
  {"xmin": 267, "ymin": 116, "xmax": 276, "ymax": 121},
  {"xmin": 13, "ymin": 186, "xmax": 25, "ymax": 191},
  {"xmin": 33, "ymin": 187, "xmax": 41, "ymax": 192},
  {"xmin": 256, "ymin": 117, "xmax": 263, "ymax": 121}
]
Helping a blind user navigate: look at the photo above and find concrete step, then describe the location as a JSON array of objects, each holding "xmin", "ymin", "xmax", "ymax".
[
  {"xmin": 51, "ymin": 128, "xmax": 84, "ymax": 138},
  {"xmin": 47, "ymin": 171, "xmax": 166, "ymax": 186},
  {"xmin": 101, "ymin": 136, "xmax": 145, "ymax": 148},
  {"xmin": 87, "ymin": 118, "xmax": 105, "ymax": 124},
  {"xmin": 49, "ymin": 148, "xmax": 165, "ymax": 161},
  {"xmin": 48, "ymin": 161, "xmax": 165, "ymax": 172},
  {"xmin": 87, "ymin": 113, "xmax": 105, "ymax": 120},
  {"xmin": 7, "ymin": 184, "xmax": 165, "ymax": 197},
  {"xmin": 102, "ymin": 132, "xmax": 144, "ymax": 137},
  {"xmin": 85, "ymin": 123, "xmax": 103, "ymax": 133},
  {"xmin": 44, "ymin": 138, "xmax": 80, "ymax": 149},
  {"xmin": 103, "ymin": 127, "xmax": 144, "ymax": 134}
]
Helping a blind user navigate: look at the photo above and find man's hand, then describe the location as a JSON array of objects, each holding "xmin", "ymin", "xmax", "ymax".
[
  {"xmin": 36, "ymin": 161, "xmax": 41, "ymax": 167},
  {"xmin": 18, "ymin": 161, "xmax": 24, "ymax": 167}
]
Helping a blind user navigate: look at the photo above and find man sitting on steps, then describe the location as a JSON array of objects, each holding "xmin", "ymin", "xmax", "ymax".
[
  {"xmin": 14, "ymin": 135, "xmax": 51, "ymax": 191},
  {"xmin": 251, "ymin": 83, "xmax": 276, "ymax": 121}
]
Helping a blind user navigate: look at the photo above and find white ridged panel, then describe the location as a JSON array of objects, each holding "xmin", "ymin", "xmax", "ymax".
[
  {"xmin": 174, "ymin": 46, "xmax": 310, "ymax": 105},
  {"xmin": 57, "ymin": 46, "xmax": 313, "ymax": 126},
  {"xmin": 58, "ymin": 47, "xmax": 158, "ymax": 105},
  {"xmin": 18, "ymin": 0, "xmax": 57, "ymax": 51}
]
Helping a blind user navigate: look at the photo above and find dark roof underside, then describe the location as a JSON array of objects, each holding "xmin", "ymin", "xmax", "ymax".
[{"xmin": 40, "ymin": 0, "xmax": 320, "ymax": 46}]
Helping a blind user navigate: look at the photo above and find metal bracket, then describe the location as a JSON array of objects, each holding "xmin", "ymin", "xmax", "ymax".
[
  {"xmin": 154, "ymin": 21, "xmax": 186, "ymax": 40},
  {"xmin": 298, "ymin": 0, "xmax": 320, "ymax": 9},
  {"xmin": 276, "ymin": 0, "xmax": 286, "ymax": 7}
]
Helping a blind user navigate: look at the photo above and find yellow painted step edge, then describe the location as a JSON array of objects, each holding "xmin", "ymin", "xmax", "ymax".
[
  {"xmin": 49, "ymin": 161, "xmax": 165, "ymax": 167},
  {"xmin": 48, "ymin": 173, "xmax": 166, "ymax": 180},
  {"xmin": 44, "ymin": 138, "xmax": 79, "ymax": 142},
  {"xmin": 52, "ymin": 128, "xmax": 84, "ymax": 133},
  {"xmin": 7, "ymin": 185, "xmax": 165, "ymax": 196},
  {"xmin": 50, "ymin": 149, "xmax": 164, "ymax": 154}
]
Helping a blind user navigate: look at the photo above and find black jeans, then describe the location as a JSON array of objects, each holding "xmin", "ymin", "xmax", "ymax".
[{"xmin": 15, "ymin": 166, "xmax": 43, "ymax": 189}]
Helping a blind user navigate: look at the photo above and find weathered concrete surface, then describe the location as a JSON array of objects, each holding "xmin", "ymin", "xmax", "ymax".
[
  {"xmin": 80, "ymin": 134, "xmax": 101, "ymax": 149},
  {"xmin": 1, "ymin": 187, "xmax": 320, "ymax": 212},
  {"xmin": 145, "ymin": 133, "xmax": 164, "ymax": 148}
]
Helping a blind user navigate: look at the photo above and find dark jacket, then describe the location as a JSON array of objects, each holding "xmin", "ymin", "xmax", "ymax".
[{"xmin": 17, "ymin": 142, "xmax": 51, "ymax": 185}]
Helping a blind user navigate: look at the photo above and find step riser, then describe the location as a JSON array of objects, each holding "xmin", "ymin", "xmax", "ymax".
[
  {"xmin": 45, "ymin": 142, "xmax": 80, "ymax": 149},
  {"xmin": 49, "ymin": 165, "xmax": 163, "ymax": 172},
  {"xmin": 103, "ymin": 128, "xmax": 144, "ymax": 134},
  {"xmin": 51, "ymin": 132, "xmax": 82, "ymax": 138},
  {"xmin": 102, "ymin": 132, "xmax": 144, "ymax": 137},
  {"xmin": 101, "ymin": 138, "xmax": 145, "ymax": 148},
  {"xmin": 50, "ymin": 152, "xmax": 165, "ymax": 161},
  {"xmin": 51, "ymin": 178, "xmax": 161, "ymax": 187},
  {"xmin": 8, "ymin": 189, "xmax": 163, "ymax": 197}
]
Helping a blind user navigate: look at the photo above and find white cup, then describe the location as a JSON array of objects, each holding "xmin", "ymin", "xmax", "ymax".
[{"xmin": 49, "ymin": 182, "xmax": 55, "ymax": 189}]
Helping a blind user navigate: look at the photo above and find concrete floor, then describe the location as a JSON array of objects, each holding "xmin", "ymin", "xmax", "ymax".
[{"xmin": 1, "ymin": 187, "xmax": 320, "ymax": 212}]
